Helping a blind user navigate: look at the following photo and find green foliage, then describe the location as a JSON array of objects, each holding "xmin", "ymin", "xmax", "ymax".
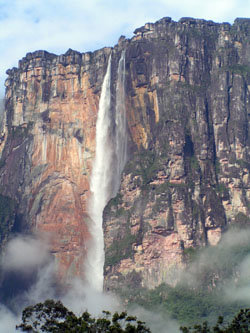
[
  {"xmin": 233, "ymin": 212, "xmax": 250, "ymax": 228},
  {"xmin": 192, "ymin": 202, "xmax": 201, "ymax": 220},
  {"xmin": 182, "ymin": 247, "xmax": 200, "ymax": 262},
  {"xmin": 180, "ymin": 308, "xmax": 250, "ymax": 332},
  {"xmin": 17, "ymin": 300, "xmax": 250, "ymax": 333},
  {"xmin": 215, "ymin": 183, "xmax": 229, "ymax": 199},
  {"xmin": 10, "ymin": 126, "xmax": 28, "ymax": 139},
  {"xmin": 116, "ymin": 207, "xmax": 127, "ymax": 217},
  {"xmin": 10, "ymin": 122, "xmax": 33, "ymax": 140},
  {"xmin": 105, "ymin": 232, "xmax": 137, "ymax": 267},
  {"xmin": 16, "ymin": 299, "xmax": 151, "ymax": 332},
  {"xmin": 227, "ymin": 64, "xmax": 250, "ymax": 75},
  {"xmin": 0, "ymin": 157, "xmax": 5, "ymax": 168},
  {"xmin": 154, "ymin": 181, "xmax": 187, "ymax": 192},
  {"xmin": 107, "ymin": 193, "xmax": 123, "ymax": 209},
  {"xmin": 189, "ymin": 156, "xmax": 200, "ymax": 171},
  {"xmin": 162, "ymin": 286, "xmax": 225, "ymax": 325},
  {"xmin": 124, "ymin": 149, "xmax": 162, "ymax": 186},
  {"xmin": 138, "ymin": 150, "xmax": 161, "ymax": 185},
  {"xmin": 235, "ymin": 159, "xmax": 250, "ymax": 172},
  {"xmin": 184, "ymin": 235, "xmax": 250, "ymax": 289},
  {"xmin": 124, "ymin": 283, "xmax": 248, "ymax": 328},
  {"xmin": 215, "ymin": 160, "xmax": 221, "ymax": 174},
  {"xmin": 0, "ymin": 194, "xmax": 16, "ymax": 243},
  {"xmin": 176, "ymin": 82, "xmax": 207, "ymax": 94},
  {"xmin": 218, "ymin": 63, "xmax": 250, "ymax": 80},
  {"xmin": 120, "ymin": 229, "xmax": 250, "ymax": 327}
]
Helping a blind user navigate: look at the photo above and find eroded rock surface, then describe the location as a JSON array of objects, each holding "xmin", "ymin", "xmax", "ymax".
[
  {"xmin": 0, "ymin": 17, "xmax": 249, "ymax": 289},
  {"xmin": 1, "ymin": 48, "xmax": 113, "ymax": 280},
  {"xmin": 103, "ymin": 17, "xmax": 250, "ymax": 291}
]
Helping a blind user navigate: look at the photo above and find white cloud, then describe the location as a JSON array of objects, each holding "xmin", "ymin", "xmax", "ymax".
[
  {"xmin": 0, "ymin": 305, "xmax": 19, "ymax": 332},
  {"xmin": 61, "ymin": 278, "xmax": 121, "ymax": 316},
  {"xmin": 1, "ymin": 229, "xmax": 250, "ymax": 330},
  {"xmin": 0, "ymin": 235, "xmax": 125, "ymax": 331},
  {"xmin": 2, "ymin": 235, "xmax": 49, "ymax": 273},
  {"xmin": 129, "ymin": 305, "xmax": 180, "ymax": 333},
  {"xmin": 177, "ymin": 227, "xmax": 250, "ymax": 311},
  {"xmin": 224, "ymin": 254, "xmax": 250, "ymax": 303},
  {"xmin": 183, "ymin": 227, "xmax": 250, "ymax": 282},
  {"xmin": 0, "ymin": 234, "xmax": 180, "ymax": 332}
]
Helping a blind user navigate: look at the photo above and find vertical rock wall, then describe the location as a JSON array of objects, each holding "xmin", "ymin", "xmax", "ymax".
[
  {"xmin": 0, "ymin": 17, "xmax": 249, "ymax": 289},
  {"xmin": 0, "ymin": 48, "xmax": 113, "ymax": 280},
  {"xmin": 103, "ymin": 17, "xmax": 250, "ymax": 290}
]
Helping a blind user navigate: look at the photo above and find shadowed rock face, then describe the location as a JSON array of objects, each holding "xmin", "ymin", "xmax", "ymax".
[{"xmin": 0, "ymin": 17, "xmax": 249, "ymax": 289}]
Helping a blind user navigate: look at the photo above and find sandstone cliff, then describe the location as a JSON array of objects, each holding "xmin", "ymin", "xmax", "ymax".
[
  {"xmin": 1, "ymin": 48, "xmax": 112, "ymax": 280},
  {"xmin": 0, "ymin": 17, "xmax": 249, "ymax": 290}
]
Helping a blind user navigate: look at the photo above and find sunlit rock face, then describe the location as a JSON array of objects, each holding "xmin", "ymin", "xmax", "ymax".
[
  {"xmin": 0, "ymin": 48, "xmax": 112, "ymax": 281},
  {"xmin": 0, "ymin": 17, "xmax": 249, "ymax": 290}
]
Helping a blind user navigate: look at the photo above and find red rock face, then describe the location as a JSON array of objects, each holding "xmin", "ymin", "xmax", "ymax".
[
  {"xmin": 28, "ymin": 70, "xmax": 99, "ymax": 280},
  {"xmin": 2, "ymin": 48, "xmax": 112, "ymax": 282}
]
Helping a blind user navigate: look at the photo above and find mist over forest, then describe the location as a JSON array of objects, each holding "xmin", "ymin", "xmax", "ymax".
[{"xmin": 0, "ymin": 226, "xmax": 250, "ymax": 331}]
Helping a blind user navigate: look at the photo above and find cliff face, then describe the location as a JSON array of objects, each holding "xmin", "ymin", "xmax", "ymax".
[
  {"xmin": 0, "ymin": 48, "xmax": 112, "ymax": 280},
  {"xmin": 103, "ymin": 17, "xmax": 250, "ymax": 291},
  {"xmin": 0, "ymin": 17, "xmax": 249, "ymax": 289}
]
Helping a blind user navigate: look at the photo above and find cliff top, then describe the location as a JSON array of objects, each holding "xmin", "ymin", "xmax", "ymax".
[
  {"xmin": 5, "ymin": 16, "xmax": 250, "ymax": 77},
  {"xmin": 134, "ymin": 16, "xmax": 250, "ymax": 33}
]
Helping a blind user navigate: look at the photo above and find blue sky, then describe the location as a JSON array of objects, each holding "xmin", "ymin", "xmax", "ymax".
[{"xmin": 0, "ymin": 0, "xmax": 249, "ymax": 95}]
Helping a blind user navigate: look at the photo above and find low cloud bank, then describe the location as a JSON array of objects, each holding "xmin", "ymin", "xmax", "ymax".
[
  {"xmin": 1, "ymin": 227, "xmax": 250, "ymax": 332},
  {"xmin": 0, "ymin": 305, "xmax": 19, "ymax": 332},
  {"xmin": 2, "ymin": 236, "xmax": 50, "ymax": 273},
  {"xmin": 0, "ymin": 235, "xmax": 158, "ymax": 332},
  {"xmin": 224, "ymin": 254, "xmax": 250, "ymax": 303},
  {"xmin": 130, "ymin": 306, "xmax": 180, "ymax": 333},
  {"xmin": 179, "ymin": 227, "xmax": 250, "ymax": 309}
]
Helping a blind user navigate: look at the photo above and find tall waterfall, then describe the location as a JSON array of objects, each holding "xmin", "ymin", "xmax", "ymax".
[
  {"xmin": 114, "ymin": 50, "xmax": 127, "ymax": 194},
  {"xmin": 85, "ymin": 51, "xmax": 127, "ymax": 291}
]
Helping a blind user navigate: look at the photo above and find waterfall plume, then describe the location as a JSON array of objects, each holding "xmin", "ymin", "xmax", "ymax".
[
  {"xmin": 85, "ymin": 51, "xmax": 127, "ymax": 291},
  {"xmin": 85, "ymin": 55, "xmax": 112, "ymax": 291},
  {"xmin": 114, "ymin": 50, "xmax": 127, "ymax": 194}
]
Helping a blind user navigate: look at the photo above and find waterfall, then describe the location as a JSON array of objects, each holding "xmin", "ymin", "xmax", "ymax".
[
  {"xmin": 85, "ymin": 55, "xmax": 112, "ymax": 291},
  {"xmin": 114, "ymin": 50, "xmax": 127, "ymax": 194},
  {"xmin": 85, "ymin": 51, "xmax": 127, "ymax": 291}
]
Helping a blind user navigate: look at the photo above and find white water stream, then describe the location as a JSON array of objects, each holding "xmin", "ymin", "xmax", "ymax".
[
  {"xmin": 114, "ymin": 51, "xmax": 127, "ymax": 194},
  {"xmin": 85, "ymin": 51, "xmax": 127, "ymax": 291}
]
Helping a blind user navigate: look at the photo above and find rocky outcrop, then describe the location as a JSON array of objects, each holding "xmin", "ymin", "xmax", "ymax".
[{"xmin": 0, "ymin": 17, "xmax": 249, "ymax": 289}]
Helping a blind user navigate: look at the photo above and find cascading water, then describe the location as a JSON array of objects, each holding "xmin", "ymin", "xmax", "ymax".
[
  {"xmin": 85, "ymin": 51, "xmax": 127, "ymax": 291},
  {"xmin": 114, "ymin": 50, "xmax": 127, "ymax": 194},
  {"xmin": 85, "ymin": 55, "xmax": 112, "ymax": 291}
]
